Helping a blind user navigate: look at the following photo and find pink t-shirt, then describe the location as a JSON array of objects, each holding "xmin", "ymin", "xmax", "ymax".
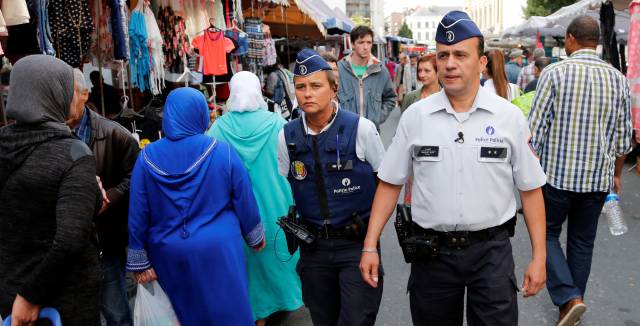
[{"xmin": 192, "ymin": 30, "xmax": 235, "ymax": 76}]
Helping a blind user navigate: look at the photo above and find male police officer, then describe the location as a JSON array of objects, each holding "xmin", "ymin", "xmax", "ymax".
[
  {"xmin": 277, "ymin": 48, "xmax": 385, "ymax": 326},
  {"xmin": 359, "ymin": 11, "xmax": 548, "ymax": 325}
]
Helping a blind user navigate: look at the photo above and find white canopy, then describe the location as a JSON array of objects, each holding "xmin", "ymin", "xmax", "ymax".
[{"xmin": 502, "ymin": 0, "xmax": 630, "ymax": 43}]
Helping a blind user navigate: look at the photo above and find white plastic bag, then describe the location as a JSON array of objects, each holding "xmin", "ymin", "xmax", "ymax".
[{"xmin": 133, "ymin": 281, "xmax": 180, "ymax": 326}]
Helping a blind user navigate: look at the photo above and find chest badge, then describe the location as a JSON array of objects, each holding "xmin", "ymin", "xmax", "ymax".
[{"xmin": 291, "ymin": 160, "xmax": 308, "ymax": 180}]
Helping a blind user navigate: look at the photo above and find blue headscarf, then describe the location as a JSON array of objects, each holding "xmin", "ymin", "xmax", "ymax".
[
  {"xmin": 143, "ymin": 88, "xmax": 215, "ymax": 176},
  {"xmin": 163, "ymin": 88, "xmax": 210, "ymax": 140}
]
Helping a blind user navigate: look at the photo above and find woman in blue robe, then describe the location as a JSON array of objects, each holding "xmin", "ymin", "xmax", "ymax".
[
  {"xmin": 126, "ymin": 87, "xmax": 265, "ymax": 326},
  {"xmin": 208, "ymin": 71, "xmax": 303, "ymax": 325}
]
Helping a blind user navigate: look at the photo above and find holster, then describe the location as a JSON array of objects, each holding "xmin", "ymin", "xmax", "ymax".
[{"xmin": 395, "ymin": 204, "xmax": 440, "ymax": 263}]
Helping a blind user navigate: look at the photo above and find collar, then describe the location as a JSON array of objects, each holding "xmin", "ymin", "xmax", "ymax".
[
  {"xmin": 74, "ymin": 107, "xmax": 92, "ymax": 145},
  {"xmin": 569, "ymin": 48, "xmax": 598, "ymax": 59},
  {"xmin": 346, "ymin": 53, "xmax": 380, "ymax": 67},
  {"xmin": 301, "ymin": 101, "xmax": 340, "ymax": 135},
  {"xmin": 429, "ymin": 86, "xmax": 496, "ymax": 115}
]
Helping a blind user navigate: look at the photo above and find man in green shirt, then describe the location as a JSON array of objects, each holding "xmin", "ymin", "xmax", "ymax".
[{"xmin": 337, "ymin": 25, "xmax": 396, "ymax": 128}]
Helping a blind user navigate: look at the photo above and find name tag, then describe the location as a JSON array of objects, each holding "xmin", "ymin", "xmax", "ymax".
[
  {"xmin": 478, "ymin": 146, "xmax": 508, "ymax": 162},
  {"xmin": 413, "ymin": 146, "xmax": 441, "ymax": 162}
]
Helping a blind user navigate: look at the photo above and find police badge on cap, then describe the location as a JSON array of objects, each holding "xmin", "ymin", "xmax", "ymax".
[
  {"xmin": 294, "ymin": 48, "xmax": 332, "ymax": 77},
  {"xmin": 435, "ymin": 11, "xmax": 483, "ymax": 45}
]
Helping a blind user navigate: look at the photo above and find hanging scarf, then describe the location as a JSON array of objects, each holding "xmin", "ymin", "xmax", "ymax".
[
  {"xmin": 144, "ymin": 5, "xmax": 165, "ymax": 95},
  {"xmin": 129, "ymin": 6, "xmax": 150, "ymax": 92}
]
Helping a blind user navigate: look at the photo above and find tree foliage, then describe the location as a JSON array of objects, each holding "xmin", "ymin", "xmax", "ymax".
[
  {"xmin": 398, "ymin": 21, "xmax": 413, "ymax": 39},
  {"xmin": 351, "ymin": 15, "xmax": 372, "ymax": 27},
  {"xmin": 524, "ymin": 0, "xmax": 580, "ymax": 18}
]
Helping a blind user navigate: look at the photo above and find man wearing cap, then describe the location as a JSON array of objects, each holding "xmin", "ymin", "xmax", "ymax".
[
  {"xmin": 277, "ymin": 48, "xmax": 386, "ymax": 326},
  {"xmin": 505, "ymin": 49, "xmax": 524, "ymax": 84},
  {"xmin": 338, "ymin": 25, "xmax": 397, "ymax": 129},
  {"xmin": 359, "ymin": 11, "xmax": 547, "ymax": 325}
]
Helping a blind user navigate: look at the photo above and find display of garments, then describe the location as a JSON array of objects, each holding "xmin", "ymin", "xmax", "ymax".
[
  {"xmin": 224, "ymin": 29, "xmax": 248, "ymax": 56},
  {"xmin": 264, "ymin": 36, "xmax": 276, "ymax": 66},
  {"xmin": 183, "ymin": 0, "xmax": 224, "ymax": 40},
  {"xmin": 110, "ymin": 0, "xmax": 129, "ymax": 60},
  {"xmin": 35, "ymin": 0, "xmax": 55, "ymax": 56},
  {"xmin": 192, "ymin": 30, "xmax": 234, "ymax": 76},
  {"xmin": 630, "ymin": 0, "xmax": 640, "ymax": 137},
  {"xmin": 0, "ymin": 9, "xmax": 7, "ymax": 33},
  {"xmin": 90, "ymin": 0, "xmax": 114, "ymax": 64},
  {"xmin": 129, "ymin": 9, "xmax": 151, "ymax": 92},
  {"xmin": 144, "ymin": 5, "xmax": 165, "ymax": 95},
  {"xmin": 221, "ymin": 0, "xmax": 235, "ymax": 27},
  {"xmin": 158, "ymin": 6, "xmax": 190, "ymax": 73},
  {"xmin": 1, "ymin": 0, "xmax": 30, "ymax": 26},
  {"xmin": 49, "ymin": 0, "xmax": 94, "ymax": 68},
  {"xmin": 245, "ymin": 18, "xmax": 264, "ymax": 75}
]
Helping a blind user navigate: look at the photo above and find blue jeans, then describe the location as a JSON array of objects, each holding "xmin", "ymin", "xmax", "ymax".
[
  {"xmin": 102, "ymin": 255, "xmax": 132, "ymax": 326},
  {"xmin": 542, "ymin": 184, "xmax": 607, "ymax": 307}
]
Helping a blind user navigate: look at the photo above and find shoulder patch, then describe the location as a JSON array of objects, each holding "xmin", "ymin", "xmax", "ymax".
[{"xmin": 69, "ymin": 140, "xmax": 93, "ymax": 161}]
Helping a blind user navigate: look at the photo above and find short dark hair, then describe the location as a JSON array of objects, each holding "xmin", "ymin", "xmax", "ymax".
[
  {"xmin": 350, "ymin": 25, "xmax": 374, "ymax": 43},
  {"xmin": 476, "ymin": 36, "xmax": 485, "ymax": 57},
  {"xmin": 89, "ymin": 70, "xmax": 100, "ymax": 82},
  {"xmin": 567, "ymin": 16, "xmax": 600, "ymax": 46},
  {"xmin": 534, "ymin": 57, "xmax": 551, "ymax": 71}
]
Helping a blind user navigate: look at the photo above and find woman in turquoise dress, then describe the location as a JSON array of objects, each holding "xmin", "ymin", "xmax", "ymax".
[{"xmin": 209, "ymin": 71, "xmax": 303, "ymax": 325}]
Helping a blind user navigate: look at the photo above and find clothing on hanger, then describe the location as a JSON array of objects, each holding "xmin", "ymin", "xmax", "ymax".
[
  {"xmin": 1, "ymin": 0, "xmax": 30, "ymax": 26},
  {"xmin": 144, "ymin": 4, "xmax": 165, "ymax": 95},
  {"xmin": 192, "ymin": 29, "xmax": 234, "ymax": 76},
  {"xmin": 110, "ymin": 0, "xmax": 129, "ymax": 60},
  {"xmin": 129, "ymin": 7, "xmax": 151, "ymax": 92},
  {"xmin": 49, "ymin": 0, "xmax": 94, "ymax": 68}
]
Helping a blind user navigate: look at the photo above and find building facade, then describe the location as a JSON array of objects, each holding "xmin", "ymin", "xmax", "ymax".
[
  {"xmin": 346, "ymin": 0, "xmax": 370, "ymax": 18},
  {"xmin": 387, "ymin": 12, "xmax": 405, "ymax": 36},
  {"xmin": 405, "ymin": 6, "xmax": 463, "ymax": 45},
  {"xmin": 464, "ymin": 0, "xmax": 526, "ymax": 37},
  {"xmin": 345, "ymin": 0, "xmax": 384, "ymax": 41}
]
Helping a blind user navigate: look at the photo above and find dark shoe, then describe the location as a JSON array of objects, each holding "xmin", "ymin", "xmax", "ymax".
[{"xmin": 557, "ymin": 298, "xmax": 586, "ymax": 326}]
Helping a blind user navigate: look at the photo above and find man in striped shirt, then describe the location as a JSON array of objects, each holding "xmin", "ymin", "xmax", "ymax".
[{"xmin": 529, "ymin": 16, "xmax": 633, "ymax": 326}]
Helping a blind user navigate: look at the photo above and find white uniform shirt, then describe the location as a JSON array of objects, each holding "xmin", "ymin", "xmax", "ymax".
[
  {"xmin": 278, "ymin": 108, "xmax": 385, "ymax": 177},
  {"xmin": 378, "ymin": 87, "xmax": 546, "ymax": 231}
]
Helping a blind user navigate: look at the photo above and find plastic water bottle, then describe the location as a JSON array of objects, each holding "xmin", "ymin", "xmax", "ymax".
[{"xmin": 602, "ymin": 193, "xmax": 628, "ymax": 236}]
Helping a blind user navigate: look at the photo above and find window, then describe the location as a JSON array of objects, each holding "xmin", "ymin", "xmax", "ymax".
[
  {"xmin": 417, "ymin": 32, "xmax": 421, "ymax": 40},
  {"xmin": 417, "ymin": 21, "xmax": 421, "ymax": 29}
]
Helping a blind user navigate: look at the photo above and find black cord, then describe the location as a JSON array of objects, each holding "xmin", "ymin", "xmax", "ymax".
[{"xmin": 273, "ymin": 227, "xmax": 295, "ymax": 263}]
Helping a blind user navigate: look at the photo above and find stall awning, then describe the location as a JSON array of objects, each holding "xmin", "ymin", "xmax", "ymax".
[
  {"xmin": 242, "ymin": 0, "xmax": 354, "ymax": 39},
  {"xmin": 386, "ymin": 35, "xmax": 415, "ymax": 44},
  {"xmin": 502, "ymin": 0, "xmax": 631, "ymax": 42}
]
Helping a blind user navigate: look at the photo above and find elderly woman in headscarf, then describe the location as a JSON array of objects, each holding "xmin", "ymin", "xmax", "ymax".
[
  {"xmin": 208, "ymin": 71, "xmax": 303, "ymax": 326},
  {"xmin": 0, "ymin": 55, "xmax": 102, "ymax": 326},
  {"xmin": 126, "ymin": 87, "xmax": 265, "ymax": 326}
]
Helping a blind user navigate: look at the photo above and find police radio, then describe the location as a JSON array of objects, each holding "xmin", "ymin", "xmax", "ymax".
[{"xmin": 276, "ymin": 205, "xmax": 315, "ymax": 255}]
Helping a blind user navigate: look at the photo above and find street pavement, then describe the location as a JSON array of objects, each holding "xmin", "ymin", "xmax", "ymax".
[{"xmin": 274, "ymin": 107, "xmax": 640, "ymax": 326}]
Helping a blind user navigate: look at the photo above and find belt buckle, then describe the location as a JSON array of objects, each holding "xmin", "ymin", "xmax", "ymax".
[{"xmin": 446, "ymin": 231, "xmax": 470, "ymax": 248}]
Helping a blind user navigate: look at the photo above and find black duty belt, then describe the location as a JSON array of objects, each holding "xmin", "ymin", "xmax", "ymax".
[
  {"xmin": 302, "ymin": 220, "xmax": 368, "ymax": 240},
  {"xmin": 412, "ymin": 217, "xmax": 516, "ymax": 249}
]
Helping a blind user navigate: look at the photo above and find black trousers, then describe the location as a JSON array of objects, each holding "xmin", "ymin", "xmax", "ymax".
[
  {"xmin": 408, "ymin": 231, "xmax": 518, "ymax": 326},
  {"xmin": 297, "ymin": 238, "xmax": 383, "ymax": 326}
]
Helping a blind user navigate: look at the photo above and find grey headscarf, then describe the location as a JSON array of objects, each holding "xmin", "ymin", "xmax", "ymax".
[{"xmin": 6, "ymin": 55, "xmax": 74, "ymax": 131}]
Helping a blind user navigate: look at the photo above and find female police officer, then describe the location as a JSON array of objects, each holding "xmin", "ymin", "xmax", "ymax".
[
  {"xmin": 276, "ymin": 49, "xmax": 385, "ymax": 326},
  {"xmin": 359, "ymin": 11, "xmax": 548, "ymax": 326}
]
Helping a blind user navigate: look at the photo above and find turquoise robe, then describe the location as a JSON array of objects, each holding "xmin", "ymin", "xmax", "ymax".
[{"xmin": 208, "ymin": 110, "xmax": 303, "ymax": 320}]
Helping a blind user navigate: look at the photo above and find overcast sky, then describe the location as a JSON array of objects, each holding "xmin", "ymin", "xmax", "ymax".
[{"xmin": 325, "ymin": 0, "xmax": 467, "ymax": 16}]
